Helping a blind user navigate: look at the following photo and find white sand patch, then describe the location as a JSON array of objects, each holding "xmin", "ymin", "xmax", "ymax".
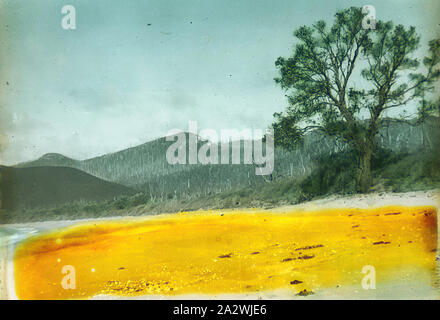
[{"xmin": 269, "ymin": 190, "xmax": 439, "ymax": 212}]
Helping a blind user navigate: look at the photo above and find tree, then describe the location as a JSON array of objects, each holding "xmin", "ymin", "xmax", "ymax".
[
  {"xmin": 272, "ymin": 7, "xmax": 440, "ymax": 192},
  {"xmin": 418, "ymin": 97, "xmax": 440, "ymax": 121}
]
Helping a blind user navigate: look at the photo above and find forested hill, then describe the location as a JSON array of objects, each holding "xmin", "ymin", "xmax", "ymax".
[
  {"xmin": 15, "ymin": 118, "xmax": 439, "ymax": 199},
  {"xmin": 0, "ymin": 166, "xmax": 136, "ymax": 211}
]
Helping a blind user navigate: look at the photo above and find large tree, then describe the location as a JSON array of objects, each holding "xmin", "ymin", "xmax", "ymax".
[{"xmin": 272, "ymin": 7, "xmax": 440, "ymax": 192}]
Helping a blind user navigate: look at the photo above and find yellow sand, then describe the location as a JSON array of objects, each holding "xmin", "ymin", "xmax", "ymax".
[{"xmin": 14, "ymin": 206, "xmax": 437, "ymax": 299}]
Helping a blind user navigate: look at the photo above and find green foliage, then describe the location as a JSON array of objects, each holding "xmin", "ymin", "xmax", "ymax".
[
  {"xmin": 298, "ymin": 147, "xmax": 440, "ymax": 199},
  {"xmin": 271, "ymin": 112, "xmax": 305, "ymax": 149},
  {"xmin": 113, "ymin": 196, "xmax": 130, "ymax": 210},
  {"xmin": 273, "ymin": 7, "xmax": 439, "ymax": 149},
  {"xmin": 272, "ymin": 6, "xmax": 440, "ymax": 192},
  {"xmin": 380, "ymin": 152, "xmax": 440, "ymax": 192},
  {"xmin": 111, "ymin": 193, "xmax": 149, "ymax": 210},
  {"xmin": 299, "ymin": 150, "xmax": 358, "ymax": 198},
  {"xmin": 418, "ymin": 98, "xmax": 440, "ymax": 122}
]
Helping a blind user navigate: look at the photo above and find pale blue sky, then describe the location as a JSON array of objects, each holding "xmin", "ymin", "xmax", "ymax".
[{"xmin": 0, "ymin": 0, "xmax": 438, "ymax": 164}]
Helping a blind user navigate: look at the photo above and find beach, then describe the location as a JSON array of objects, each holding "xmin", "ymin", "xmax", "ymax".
[{"xmin": 2, "ymin": 190, "xmax": 439, "ymax": 300}]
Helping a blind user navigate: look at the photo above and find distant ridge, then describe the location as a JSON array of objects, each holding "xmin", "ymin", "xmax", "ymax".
[
  {"xmin": 17, "ymin": 153, "xmax": 79, "ymax": 168},
  {"xmin": 0, "ymin": 166, "xmax": 136, "ymax": 211},
  {"xmin": 13, "ymin": 120, "xmax": 438, "ymax": 198}
]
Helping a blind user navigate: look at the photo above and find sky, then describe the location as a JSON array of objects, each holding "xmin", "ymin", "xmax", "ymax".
[{"xmin": 0, "ymin": 0, "xmax": 439, "ymax": 165}]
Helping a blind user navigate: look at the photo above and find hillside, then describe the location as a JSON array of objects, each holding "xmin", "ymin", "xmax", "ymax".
[
  {"xmin": 2, "ymin": 131, "xmax": 439, "ymax": 224},
  {"xmin": 0, "ymin": 166, "xmax": 136, "ymax": 211},
  {"xmin": 2, "ymin": 147, "xmax": 439, "ymax": 224},
  {"xmin": 15, "ymin": 119, "xmax": 439, "ymax": 199},
  {"xmin": 17, "ymin": 153, "xmax": 79, "ymax": 168}
]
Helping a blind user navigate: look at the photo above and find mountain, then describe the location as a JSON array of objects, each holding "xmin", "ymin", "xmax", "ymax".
[
  {"xmin": 17, "ymin": 153, "xmax": 79, "ymax": 167},
  {"xmin": 0, "ymin": 166, "xmax": 136, "ymax": 211},
  {"xmin": 14, "ymin": 119, "xmax": 438, "ymax": 199}
]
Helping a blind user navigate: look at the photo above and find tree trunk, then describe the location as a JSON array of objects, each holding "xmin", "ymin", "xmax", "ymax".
[{"xmin": 356, "ymin": 143, "xmax": 373, "ymax": 193}]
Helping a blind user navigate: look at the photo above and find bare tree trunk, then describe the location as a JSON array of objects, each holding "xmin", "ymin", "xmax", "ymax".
[{"xmin": 356, "ymin": 142, "xmax": 373, "ymax": 193}]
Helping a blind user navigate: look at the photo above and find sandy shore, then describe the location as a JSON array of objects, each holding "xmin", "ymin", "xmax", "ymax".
[
  {"xmin": 1, "ymin": 190, "xmax": 439, "ymax": 300},
  {"xmin": 270, "ymin": 189, "xmax": 439, "ymax": 212},
  {"xmin": 3, "ymin": 190, "xmax": 439, "ymax": 230}
]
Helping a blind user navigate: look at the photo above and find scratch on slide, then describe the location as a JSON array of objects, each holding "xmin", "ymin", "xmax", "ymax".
[{"xmin": 0, "ymin": 242, "xmax": 9, "ymax": 299}]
